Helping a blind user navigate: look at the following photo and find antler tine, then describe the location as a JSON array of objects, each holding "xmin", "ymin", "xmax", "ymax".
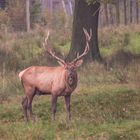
[
  {"xmin": 72, "ymin": 28, "xmax": 92, "ymax": 63},
  {"xmin": 43, "ymin": 30, "xmax": 50, "ymax": 49},
  {"xmin": 43, "ymin": 30, "xmax": 65, "ymax": 65},
  {"xmin": 83, "ymin": 28, "xmax": 92, "ymax": 41},
  {"xmin": 90, "ymin": 28, "xmax": 92, "ymax": 40},
  {"xmin": 45, "ymin": 31, "xmax": 50, "ymax": 44}
]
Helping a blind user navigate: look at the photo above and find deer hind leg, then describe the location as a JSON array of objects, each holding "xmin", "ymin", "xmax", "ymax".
[
  {"xmin": 21, "ymin": 96, "xmax": 28, "ymax": 122},
  {"xmin": 22, "ymin": 84, "xmax": 36, "ymax": 122},
  {"xmin": 26, "ymin": 90, "xmax": 36, "ymax": 122}
]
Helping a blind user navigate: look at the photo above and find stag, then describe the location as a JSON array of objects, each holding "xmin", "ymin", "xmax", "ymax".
[{"xmin": 19, "ymin": 28, "xmax": 92, "ymax": 122}]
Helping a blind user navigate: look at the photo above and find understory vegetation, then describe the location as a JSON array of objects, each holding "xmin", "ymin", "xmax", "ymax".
[{"xmin": 0, "ymin": 25, "xmax": 140, "ymax": 140}]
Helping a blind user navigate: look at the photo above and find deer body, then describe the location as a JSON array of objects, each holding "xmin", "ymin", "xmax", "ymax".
[
  {"xmin": 20, "ymin": 66, "xmax": 77, "ymax": 96},
  {"xmin": 19, "ymin": 28, "xmax": 92, "ymax": 122}
]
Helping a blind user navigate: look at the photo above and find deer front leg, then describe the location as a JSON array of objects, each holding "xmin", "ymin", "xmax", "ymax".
[
  {"xmin": 51, "ymin": 95, "xmax": 58, "ymax": 121},
  {"xmin": 64, "ymin": 95, "xmax": 71, "ymax": 120}
]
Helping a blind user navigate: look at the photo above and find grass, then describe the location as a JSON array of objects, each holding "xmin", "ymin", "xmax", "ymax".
[{"xmin": 0, "ymin": 84, "xmax": 140, "ymax": 140}]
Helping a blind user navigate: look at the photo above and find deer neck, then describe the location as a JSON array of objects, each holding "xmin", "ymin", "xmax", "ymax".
[{"xmin": 65, "ymin": 69, "xmax": 77, "ymax": 92}]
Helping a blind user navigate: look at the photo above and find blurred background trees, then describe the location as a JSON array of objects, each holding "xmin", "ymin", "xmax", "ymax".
[
  {"xmin": 0, "ymin": 0, "xmax": 139, "ymax": 31},
  {"xmin": 99, "ymin": 0, "xmax": 139, "ymax": 26},
  {"xmin": 0, "ymin": 0, "xmax": 140, "ymax": 67},
  {"xmin": 0, "ymin": 0, "xmax": 139, "ymax": 61}
]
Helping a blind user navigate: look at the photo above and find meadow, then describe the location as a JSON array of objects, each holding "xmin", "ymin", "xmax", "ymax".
[{"xmin": 0, "ymin": 25, "xmax": 140, "ymax": 140}]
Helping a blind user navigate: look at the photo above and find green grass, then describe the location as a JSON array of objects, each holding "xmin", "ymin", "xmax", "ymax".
[{"xmin": 0, "ymin": 84, "xmax": 140, "ymax": 140}]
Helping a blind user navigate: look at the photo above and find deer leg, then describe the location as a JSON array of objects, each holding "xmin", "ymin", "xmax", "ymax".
[
  {"xmin": 21, "ymin": 97, "xmax": 28, "ymax": 122},
  {"xmin": 27, "ymin": 92, "xmax": 36, "ymax": 122},
  {"xmin": 64, "ymin": 95, "xmax": 71, "ymax": 120},
  {"xmin": 51, "ymin": 95, "xmax": 58, "ymax": 121}
]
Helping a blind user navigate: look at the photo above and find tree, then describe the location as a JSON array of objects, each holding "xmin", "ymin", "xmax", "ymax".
[
  {"xmin": 108, "ymin": 3, "xmax": 114, "ymax": 25},
  {"xmin": 130, "ymin": 0, "xmax": 133, "ymax": 24},
  {"xmin": 115, "ymin": 0, "xmax": 120, "ymax": 25},
  {"xmin": 26, "ymin": 0, "xmax": 31, "ymax": 32},
  {"xmin": 136, "ymin": 0, "xmax": 139, "ymax": 23},
  {"xmin": 104, "ymin": 1, "xmax": 109, "ymax": 26},
  {"xmin": 0, "ymin": 0, "xmax": 6, "ymax": 9},
  {"xmin": 67, "ymin": 0, "xmax": 101, "ymax": 62},
  {"xmin": 61, "ymin": 0, "xmax": 68, "ymax": 29},
  {"xmin": 123, "ymin": 0, "xmax": 127, "ymax": 25}
]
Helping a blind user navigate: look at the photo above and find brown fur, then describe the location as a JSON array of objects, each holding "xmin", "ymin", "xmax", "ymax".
[
  {"xmin": 20, "ymin": 66, "xmax": 77, "ymax": 96},
  {"xmin": 19, "ymin": 64, "xmax": 79, "ymax": 121}
]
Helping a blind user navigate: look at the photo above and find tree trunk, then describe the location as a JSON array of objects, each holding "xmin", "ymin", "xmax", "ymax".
[
  {"xmin": 61, "ymin": 0, "xmax": 68, "ymax": 29},
  {"xmin": 136, "ymin": 0, "xmax": 139, "ymax": 23},
  {"xmin": 109, "ymin": 4, "xmax": 114, "ymax": 25},
  {"xmin": 26, "ymin": 0, "xmax": 30, "ymax": 32},
  {"xmin": 130, "ymin": 0, "xmax": 133, "ymax": 24},
  {"xmin": 124, "ymin": 0, "xmax": 127, "ymax": 25},
  {"xmin": 104, "ymin": 2, "xmax": 109, "ymax": 26},
  {"xmin": 66, "ymin": 0, "xmax": 101, "ymax": 62},
  {"xmin": 68, "ymin": 0, "xmax": 73, "ymax": 15},
  {"xmin": 0, "ymin": 0, "xmax": 6, "ymax": 9},
  {"xmin": 48, "ymin": 0, "xmax": 53, "ymax": 16},
  {"xmin": 115, "ymin": 0, "xmax": 120, "ymax": 25}
]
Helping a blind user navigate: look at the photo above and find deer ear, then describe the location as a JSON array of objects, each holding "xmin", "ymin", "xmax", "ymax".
[
  {"xmin": 57, "ymin": 61, "xmax": 65, "ymax": 66},
  {"xmin": 74, "ymin": 59, "xmax": 83, "ymax": 67}
]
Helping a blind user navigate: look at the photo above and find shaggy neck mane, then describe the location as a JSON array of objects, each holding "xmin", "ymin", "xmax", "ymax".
[{"xmin": 65, "ymin": 69, "xmax": 77, "ymax": 90}]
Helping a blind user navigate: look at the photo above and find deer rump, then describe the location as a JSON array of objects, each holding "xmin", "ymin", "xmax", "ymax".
[{"xmin": 19, "ymin": 66, "xmax": 77, "ymax": 96}]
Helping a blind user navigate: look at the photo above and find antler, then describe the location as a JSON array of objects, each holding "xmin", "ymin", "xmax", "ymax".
[
  {"xmin": 43, "ymin": 30, "xmax": 66, "ymax": 65},
  {"xmin": 71, "ymin": 28, "xmax": 92, "ymax": 63}
]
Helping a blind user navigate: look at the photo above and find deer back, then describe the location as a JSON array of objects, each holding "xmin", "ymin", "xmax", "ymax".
[{"xmin": 19, "ymin": 66, "xmax": 78, "ymax": 96}]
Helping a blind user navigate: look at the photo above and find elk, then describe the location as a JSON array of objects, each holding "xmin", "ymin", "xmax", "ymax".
[{"xmin": 19, "ymin": 28, "xmax": 92, "ymax": 122}]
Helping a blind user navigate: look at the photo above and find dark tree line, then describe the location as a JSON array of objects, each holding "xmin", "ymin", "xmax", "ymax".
[{"xmin": 99, "ymin": 0, "xmax": 140, "ymax": 27}]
